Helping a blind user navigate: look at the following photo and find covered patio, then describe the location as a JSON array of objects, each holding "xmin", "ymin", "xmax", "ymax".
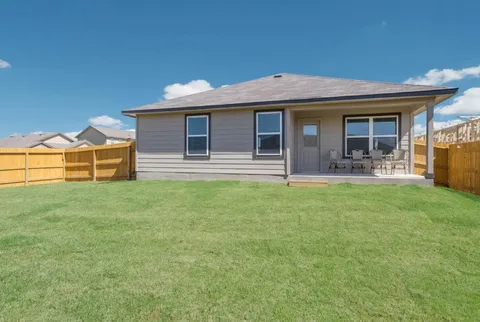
[{"xmin": 283, "ymin": 94, "xmax": 450, "ymax": 185}]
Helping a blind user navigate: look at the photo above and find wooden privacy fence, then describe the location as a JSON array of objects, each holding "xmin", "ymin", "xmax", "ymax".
[
  {"xmin": 448, "ymin": 141, "xmax": 480, "ymax": 195},
  {"xmin": 1, "ymin": 140, "xmax": 479, "ymax": 196},
  {"xmin": 0, "ymin": 142, "xmax": 135, "ymax": 188},
  {"xmin": 414, "ymin": 141, "xmax": 449, "ymax": 186},
  {"xmin": 414, "ymin": 140, "xmax": 480, "ymax": 195}
]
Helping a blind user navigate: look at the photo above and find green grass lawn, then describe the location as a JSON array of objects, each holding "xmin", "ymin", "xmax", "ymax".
[{"xmin": 0, "ymin": 181, "xmax": 479, "ymax": 321}]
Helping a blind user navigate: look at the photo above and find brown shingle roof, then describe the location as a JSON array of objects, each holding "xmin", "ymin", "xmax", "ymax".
[
  {"xmin": 75, "ymin": 126, "xmax": 135, "ymax": 140},
  {"xmin": 123, "ymin": 73, "xmax": 458, "ymax": 114},
  {"xmin": 46, "ymin": 140, "xmax": 92, "ymax": 148},
  {"xmin": 0, "ymin": 132, "xmax": 74, "ymax": 148}
]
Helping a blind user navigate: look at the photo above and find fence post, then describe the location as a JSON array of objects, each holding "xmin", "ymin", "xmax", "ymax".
[
  {"xmin": 426, "ymin": 102, "xmax": 435, "ymax": 179},
  {"xmin": 92, "ymin": 149, "xmax": 97, "ymax": 181},
  {"xmin": 24, "ymin": 151, "xmax": 29, "ymax": 186},
  {"xmin": 62, "ymin": 151, "xmax": 66, "ymax": 182},
  {"xmin": 127, "ymin": 144, "xmax": 131, "ymax": 180}
]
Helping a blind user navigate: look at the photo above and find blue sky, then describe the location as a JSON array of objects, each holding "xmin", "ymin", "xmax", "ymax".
[{"xmin": 1, "ymin": 0, "xmax": 479, "ymax": 138}]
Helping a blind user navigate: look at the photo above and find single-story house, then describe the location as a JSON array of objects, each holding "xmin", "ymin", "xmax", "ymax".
[
  {"xmin": 75, "ymin": 126, "xmax": 135, "ymax": 145},
  {"xmin": 122, "ymin": 73, "xmax": 458, "ymax": 185},
  {"xmin": 0, "ymin": 132, "xmax": 91, "ymax": 148}
]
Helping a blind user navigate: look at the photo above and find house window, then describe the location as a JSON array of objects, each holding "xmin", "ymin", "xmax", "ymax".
[
  {"xmin": 345, "ymin": 115, "xmax": 398, "ymax": 156},
  {"xmin": 303, "ymin": 124, "xmax": 318, "ymax": 147},
  {"xmin": 255, "ymin": 111, "xmax": 283, "ymax": 156},
  {"xmin": 186, "ymin": 114, "xmax": 209, "ymax": 156}
]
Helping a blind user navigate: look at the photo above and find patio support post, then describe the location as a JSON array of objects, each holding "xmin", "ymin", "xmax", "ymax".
[
  {"xmin": 409, "ymin": 112, "xmax": 415, "ymax": 174},
  {"xmin": 425, "ymin": 101, "xmax": 434, "ymax": 179},
  {"xmin": 285, "ymin": 108, "xmax": 292, "ymax": 176}
]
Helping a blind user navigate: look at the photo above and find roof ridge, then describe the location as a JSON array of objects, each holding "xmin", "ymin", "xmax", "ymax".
[
  {"xmin": 41, "ymin": 132, "xmax": 70, "ymax": 142},
  {"xmin": 92, "ymin": 125, "xmax": 129, "ymax": 130}
]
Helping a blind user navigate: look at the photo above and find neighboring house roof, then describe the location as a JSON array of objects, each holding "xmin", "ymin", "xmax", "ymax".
[
  {"xmin": 75, "ymin": 126, "xmax": 135, "ymax": 140},
  {"xmin": 45, "ymin": 140, "xmax": 92, "ymax": 148},
  {"xmin": 122, "ymin": 73, "xmax": 458, "ymax": 115},
  {"xmin": 0, "ymin": 132, "xmax": 75, "ymax": 148}
]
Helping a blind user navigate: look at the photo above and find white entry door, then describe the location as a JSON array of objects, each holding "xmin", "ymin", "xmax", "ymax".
[{"xmin": 298, "ymin": 120, "xmax": 320, "ymax": 172}]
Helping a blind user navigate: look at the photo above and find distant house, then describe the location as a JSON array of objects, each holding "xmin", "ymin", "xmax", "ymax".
[
  {"xmin": 0, "ymin": 132, "xmax": 91, "ymax": 148},
  {"xmin": 415, "ymin": 117, "xmax": 480, "ymax": 144},
  {"xmin": 75, "ymin": 126, "xmax": 135, "ymax": 145}
]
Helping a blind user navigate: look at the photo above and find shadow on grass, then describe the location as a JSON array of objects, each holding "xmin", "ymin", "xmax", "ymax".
[
  {"xmin": 94, "ymin": 180, "xmax": 137, "ymax": 185},
  {"xmin": 436, "ymin": 186, "xmax": 480, "ymax": 203}
]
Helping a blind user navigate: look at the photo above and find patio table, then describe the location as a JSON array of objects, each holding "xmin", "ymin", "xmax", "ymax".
[{"xmin": 347, "ymin": 154, "xmax": 393, "ymax": 174}]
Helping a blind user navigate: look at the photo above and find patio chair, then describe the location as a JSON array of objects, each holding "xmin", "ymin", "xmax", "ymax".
[
  {"xmin": 370, "ymin": 149, "xmax": 385, "ymax": 174},
  {"xmin": 391, "ymin": 149, "xmax": 407, "ymax": 175},
  {"xmin": 328, "ymin": 149, "xmax": 348, "ymax": 173},
  {"xmin": 351, "ymin": 149, "xmax": 367, "ymax": 173}
]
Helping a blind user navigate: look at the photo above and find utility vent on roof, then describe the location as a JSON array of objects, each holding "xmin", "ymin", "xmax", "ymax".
[{"xmin": 273, "ymin": 74, "xmax": 283, "ymax": 78}]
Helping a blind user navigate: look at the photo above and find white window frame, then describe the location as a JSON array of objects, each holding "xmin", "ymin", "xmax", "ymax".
[
  {"xmin": 186, "ymin": 114, "xmax": 209, "ymax": 156},
  {"xmin": 256, "ymin": 111, "xmax": 283, "ymax": 156},
  {"xmin": 344, "ymin": 115, "xmax": 398, "ymax": 156}
]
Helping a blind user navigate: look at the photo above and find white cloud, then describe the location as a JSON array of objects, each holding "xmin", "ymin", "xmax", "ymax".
[
  {"xmin": 88, "ymin": 115, "xmax": 124, "ymax": 129},
  {"xmin": 30, "ymin": 131, "xmax": 44, "ymax": 135},
  {"xmin": 0, "ymin": 59, "xmax": 11, "ymax": 69},
  {"xmin": 163, "ymin": 80, "xmax": 214, "ymax": 100},
  {"xmin": 404, "ymin": 65, "xmax": 480, "ymax": 86},
  {"xmin": 436, "ymin": 88, "xmax": 480, "ymax": 115},
  {"xmin": 414, "ymin": 124, "xmax": 426, "ymax": 135}
]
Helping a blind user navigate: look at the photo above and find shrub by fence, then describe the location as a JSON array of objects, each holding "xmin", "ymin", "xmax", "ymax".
[{"xmin": 0, "ymin": 142, "xmax": 135, "ymax": 188}]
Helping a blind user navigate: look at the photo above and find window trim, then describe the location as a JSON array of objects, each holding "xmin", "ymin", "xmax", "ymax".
[
  {"xmin": 253, "ymin": 109, "xmax": 284, "ymax": 159},
  {"xmin": 343, "ymin": 113, "xmax": 401, "ymax": 158},
  {"xmin": 184, "ymin": 113, "xmax": 211, "ymax": 159}
]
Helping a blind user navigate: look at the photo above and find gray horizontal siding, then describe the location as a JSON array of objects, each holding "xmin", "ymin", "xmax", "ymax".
[
  {"xmin": 137, "ymin": 110, "xmax": 286, "ymax": 177},
  {"xmin": 77, "ymin": 127, "xmax": 107, "ymax": 145},
  {"xmin": 138, "ymin": 163, "xmax": 284, "ymax": 170},
  {"xmin": 139, "ymin": 168, "xmax": 285, "ymax": 175},
  {"xmin": 211, "ymin": 111, "xmax": 253, "ymax": 152},
  {"xmin": 137, "ymin": 172, "xmax": 286, "ymax": 183}
]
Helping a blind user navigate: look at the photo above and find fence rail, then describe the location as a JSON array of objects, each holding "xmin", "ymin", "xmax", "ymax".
[{"xmin": 0, "ymin": 142, "xmax": 135, "ymax": 188}]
